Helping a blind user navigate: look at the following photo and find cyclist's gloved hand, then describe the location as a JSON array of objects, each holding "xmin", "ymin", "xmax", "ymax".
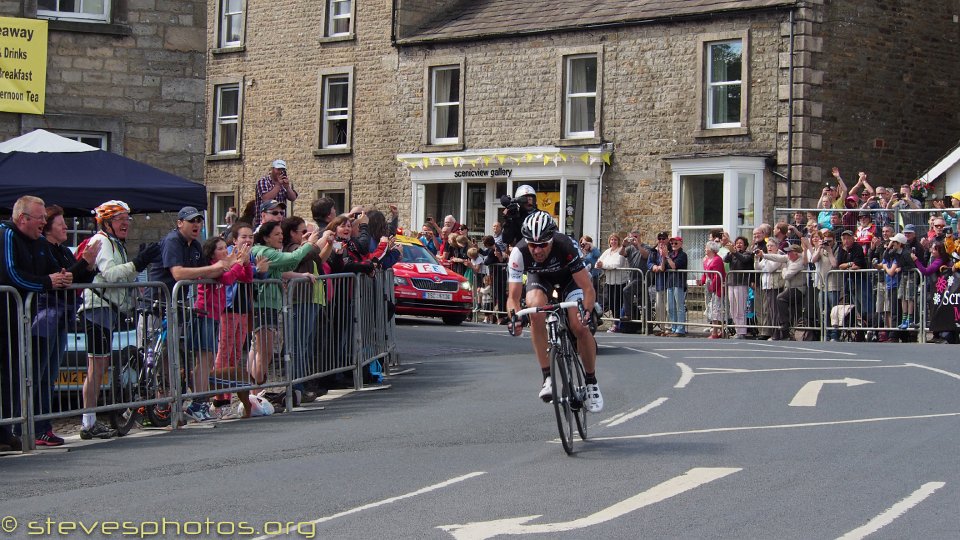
[
  {"xmin": 508, "ymin": 314, "xmax": 529, "ymax": 336},
  {"xmin": 133, "ymin": 242, "xmax": 162, "ymax": 272}
]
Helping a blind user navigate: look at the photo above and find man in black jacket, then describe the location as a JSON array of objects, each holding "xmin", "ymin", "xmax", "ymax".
[{"xmin": 0, "ymin": 196, "xmax": 72, "ymax": 450}]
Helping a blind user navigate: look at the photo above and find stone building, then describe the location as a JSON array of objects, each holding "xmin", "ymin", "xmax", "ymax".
[
  {"xmin": 0, "ymin": 1, "xmax": 207, "ymax": 245},
  {"xmin": 203, "ymin": 0, "xmax": 959, "ymax": 262}
]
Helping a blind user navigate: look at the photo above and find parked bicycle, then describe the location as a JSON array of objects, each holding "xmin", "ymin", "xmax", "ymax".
[{"xmin": 511, "ymin": 300, "xmax": 589, "ymax": 455}]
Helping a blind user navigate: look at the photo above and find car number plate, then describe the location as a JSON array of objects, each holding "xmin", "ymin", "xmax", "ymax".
[{"xmin": 424, "ymin": 292, "xmax": 452, "ymax": 301}]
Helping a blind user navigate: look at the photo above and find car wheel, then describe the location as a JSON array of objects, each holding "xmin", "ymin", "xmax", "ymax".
[{"xmin": 442, "ymin": 316, "xmax": 467, "ymax": 326}]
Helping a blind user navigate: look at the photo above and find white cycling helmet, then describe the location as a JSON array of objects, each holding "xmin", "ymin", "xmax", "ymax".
[
  {"xmin": 514, "ymin": 184, "xmax": 536, "ymax": 199},
  {"xmin": 521, "ymin": 211, "xmax": 558, "ymax": 243}
]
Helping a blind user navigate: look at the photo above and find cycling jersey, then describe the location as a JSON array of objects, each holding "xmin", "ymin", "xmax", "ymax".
[{"xmin": 508, "ymin": 233, "xmax": 586, "ymax": 296}]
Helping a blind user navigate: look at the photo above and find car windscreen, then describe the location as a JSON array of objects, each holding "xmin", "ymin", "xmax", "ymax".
[{"xmin": 399, "ymin": 243, "xmax": 440, "ymax": 264}]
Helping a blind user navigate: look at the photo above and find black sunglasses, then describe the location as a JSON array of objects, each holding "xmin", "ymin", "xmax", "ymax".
[
  {"xmin": 186, "ymin": 217, "xmax": 203, "ymax": 224},
  {"xmin": 266, "ymin": 210, "xmax": 283, "ymax": 216},
  {"xmin": 528, "ymin": 241, "xmax": 551, "ymax": 249}
]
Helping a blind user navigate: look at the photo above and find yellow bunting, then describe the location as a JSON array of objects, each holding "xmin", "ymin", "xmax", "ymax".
[
  {"xmin": 602, "ymin": 153, "xmax": 612, "ymax": 165},
  {"xmin": 580, "ymin": 153, "xmax": 590, "ymax": 165},
  {"xmin": 452, "ymin": 157, "xmax": 461, "ymax": 167},
  {"xmin": 543, "ymin": 155, "xmax": 551, "ymax": 165},
  {"xmin": 422, "ymin": 157, "xmax": 430, "ymax": 168},
  {"xmin": 524, "ymin": 153, "xmax": 533, "ymax": 163},
  {"xmin": 495, "ymin": 155, "xmax": 505, "ymax": 165}
]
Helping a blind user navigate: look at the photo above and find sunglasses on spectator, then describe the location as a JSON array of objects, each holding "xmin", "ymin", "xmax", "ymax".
[
  {"xmin": 297, "ymin": 228, "xmax": 308, "ymax": 234},
  {"xmin": 934, "ymin": 224, "xmax": 945, "ymax": 228},
  {"xmin": 528, "ymin": 241, "xmax": 551, "ymax": 249},
  {"xmin": 186, "ymin": 217, "xmax": 203, "ymax": 223},
  {"xmin": 266, "ymin": 210, "xmax": 283, "ymax": 216}
]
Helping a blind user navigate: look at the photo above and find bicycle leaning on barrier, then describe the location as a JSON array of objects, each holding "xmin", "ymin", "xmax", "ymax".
[{"xmin": 505, "ymin": 211, "xmax": 603, "ymax": 454}]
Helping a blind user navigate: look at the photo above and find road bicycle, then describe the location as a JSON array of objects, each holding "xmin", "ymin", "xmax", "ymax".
[
  {"xmin": 511, "ymin": 300, "xmax": 590, "ymax": 455},
  {"xmin": 109, "ymin": 301, "xmax": 186, "ymax": 434}
]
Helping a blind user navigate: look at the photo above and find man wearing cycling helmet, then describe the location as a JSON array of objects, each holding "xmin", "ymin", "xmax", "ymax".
[
  {"xmin": 79, "ymin": 201, "xmax": 160, "ymax": 439},
  {"xmin": 506, "ymin": 211, "xmax": 603, "ymax": 412},
  {"xmin": 500, "ymin": 184, "xmax": 538, "ymax": 246}
]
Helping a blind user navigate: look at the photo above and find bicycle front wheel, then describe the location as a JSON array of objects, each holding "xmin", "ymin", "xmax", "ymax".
[
  {"xmin": 570, "ymin": 351, "xmax": 588, "ymax": 441},
  {"xmin": 109, "ymin": 346, "xmax": 143, "ymax": 436},
  {"xmin": 550, "ymin": 340, "xmax": 575, "ymax": 455}
]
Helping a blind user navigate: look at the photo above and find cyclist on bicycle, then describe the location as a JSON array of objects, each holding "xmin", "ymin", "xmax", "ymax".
[{"xmin": 506, "ymin": 211, "xmax": 603, "ymax": 412}]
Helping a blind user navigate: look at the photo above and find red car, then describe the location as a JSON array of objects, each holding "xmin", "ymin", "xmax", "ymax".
[{"xmin": 392, "ymin": 235, "xmax": 473, "ymax": 325}]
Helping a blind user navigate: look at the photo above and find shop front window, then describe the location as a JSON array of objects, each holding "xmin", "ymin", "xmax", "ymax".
[{"xmin": 417, "ymin": 183, "xmax": 461, "ymax": 229}]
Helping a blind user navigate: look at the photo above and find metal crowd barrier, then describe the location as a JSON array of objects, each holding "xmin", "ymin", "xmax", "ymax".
[
  {"xmin": 20, "ymin": 282, "xmax": 172, "ymax": 452},
  {"xmin": 5, "ymin": 268, "xmax": 397, "ymax": 454},
  {"xmin": 0, "ymin": 286, "xmax": 27, "ymax": 449},
  {"xmin": 475, "ymin": 262, "xmax": 509, "ymax": 324}
]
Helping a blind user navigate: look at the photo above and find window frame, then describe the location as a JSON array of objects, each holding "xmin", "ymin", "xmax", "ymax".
[
  {"xmin": 207, "ymin": 78, "xmax": 244, "ymax": 160},
  {"xmin": 669, "ymin": 155, "xmax": 766, "ymax": 270},
  {"xmin": 214, "ymin": 0, "xmax": 247, "ymax": 52},
  {"xmin": 556, "ymin": 46, "xmax": 603, "ymax": 146},
  {"xmin": 209, "ymin": 191, "xmax": 238, "ymax": 237},
  {"xmin": 37, "ymin": 0, "xmax": 111, "ymax": 23},
  {"xmin": 696, "ymin": 31, "xmax": 750, "ymax": 138},
  {"xmin": 50, "ymin": 130, "xmax": 109, "ymax": 150},
  {"xmin": 563, "ymin": 54, "xmax": 598, "ymax": 139},
  {"xmin": 430, "ymin": 66, "xmax": 460, "ymax": 146},
  {"xmin": 314, "ymin": 67, "xmax": 354, "ymax": 155},
  {"xmin": 321, "ymin": 0, "xmax": 355, "ymax": 41},
  {"xmin": 423, "ymin": 59, "xmax": 465, "ymax": 150}
]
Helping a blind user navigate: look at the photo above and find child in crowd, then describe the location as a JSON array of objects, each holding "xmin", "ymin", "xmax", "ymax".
[
  {"xmin": 186, "ymin": 236, "xmax": 252, "ymax": 421},
  {"xmin": 479, "ymin": 274, "xmax": 494, "ymax": 323}
]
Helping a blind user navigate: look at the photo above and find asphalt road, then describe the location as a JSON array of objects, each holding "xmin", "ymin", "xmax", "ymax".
[{"xmin": 2, "ymin": 318, "xmax": 959, "ymax": 540}]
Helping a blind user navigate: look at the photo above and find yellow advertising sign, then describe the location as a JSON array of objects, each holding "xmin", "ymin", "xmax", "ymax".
[{"xmin": 0, "ymin": 16, "xmax": 47, "ymax": 115}]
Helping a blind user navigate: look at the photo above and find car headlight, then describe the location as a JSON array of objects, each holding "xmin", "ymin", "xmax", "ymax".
[
  {"xmin": 394, "ymin": 276, "xmax": 409, "ymax": 286},
  {"xmin": 460, "ymin": 280, "xmax": 471, "ymax": 291}
]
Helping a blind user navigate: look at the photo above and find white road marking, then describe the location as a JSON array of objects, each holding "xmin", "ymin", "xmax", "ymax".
[
  {"xmin": 603, "ymin": 398, "xmax": 669, "ymax": 427},
  {"xmin": 675, "ymin": 362, "xmax": 695, "ymax": 388},
  {"xmin": 437, "ymin": 467, "xmax": 740, "ymax": 540},
  {"xmin": 622, "ymin": 346, "xmax": 667, "ymax": 359},
  {"xmin": 656, "ymin": 348, "xmax": 760, "ymax": 352},
  {"xmin": 789, "ymin": 378, "xmax": 874, "ymax": 407},
  {"xmin": 751, "ymin": 342, "xmax": 858, "ymax": 355},
  {"xmin": 905, "ymin": 362, "xmax": 960, "ymax": 381},
  {"xmin": 697, "ymin": 365, "xmax": 909, "ymax": 375},
  {"xmin": 252, "ymin": 472, "xmax": 486, "ymax": 539},
  {"xmin": 836, "ymin": 482, "xmax": 946, "ymax": 540},
  {"xmin": 685, "ymin": 356, "xmax": 881, "ymax": 363},
  {"xmin": 587, "ymin": 412, "xmax": 960, "ymax": 442}
]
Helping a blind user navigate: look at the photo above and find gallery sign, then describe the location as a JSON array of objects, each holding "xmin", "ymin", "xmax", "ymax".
[{"xmin": 0, "ymin": 16, "xmax": 47, "ymax": 115}]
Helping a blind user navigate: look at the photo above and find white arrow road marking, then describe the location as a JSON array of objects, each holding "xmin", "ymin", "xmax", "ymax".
[
  {"xmin": 600, "ymin": 397, "xmax": 669, "ymax": 427},
  {"xmin": 437, "ymin": 467, "xmax": 740, "ymax": 540},
  {"xmin": 698, "ymin": 365, "xmax": 909, "ymax": 375},
  {"xmin": 252, "ymin": 472, "xmax": 485, "ymax": 540},
  {"xmin": 789, "ymin": 378, "xmax": 873, "ymax": 407},
  {"xmin": 836, "ymin": 482, "xmax": 946, "ymax": 540}
]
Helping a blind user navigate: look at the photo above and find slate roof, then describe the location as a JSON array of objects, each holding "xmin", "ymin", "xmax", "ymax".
[{"xmin": 398, "ymin": 0, "xmax": 797, "ymax": 44}]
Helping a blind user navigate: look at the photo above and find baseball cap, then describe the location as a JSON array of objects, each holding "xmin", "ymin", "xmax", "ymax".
[
  {"xmin": 902, "ymin": 224, "xmax": 916, "ymax": 234},
  {"xmin": 657, "ymin": 231, "xmax": 669, "ymax": 240},
  {"xmin": 177, "ymin": 206, "xmax": 202, "ymax": 221},
  {"xmin": 260, "ymin": 199, "xmax": 286, "ymax": 213},
  {"xmin": 787, "ymin": 244, "xmax": 803, "ymax": 253},
  {"xmin": 840, "ymin": 230, "xmax": 854, "ymax": 236},
  {"xmin": 670, "ymin": 236, "xmax": 682, "ymax": 243},
  {"xmin": 890, "ymin": 233, "xmax": 908, "ymax": 244},
  {"xmin": 272, "ymin": 159, "xmax": 287, "ymax": 170}
]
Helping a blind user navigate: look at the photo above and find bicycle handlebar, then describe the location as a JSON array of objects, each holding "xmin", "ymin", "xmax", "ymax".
[{"xmin": 513, "ymin": 300, "xmax": 581, "ymax": 318}]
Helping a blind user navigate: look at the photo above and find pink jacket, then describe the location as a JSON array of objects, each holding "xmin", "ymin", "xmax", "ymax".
[
  {"xmin": 195, "ymin": 263, "xmax": 252, "ymax": 320},
  {"xmin": 700, "ymin": 255, "xmax": 726, "ymax": 296}
]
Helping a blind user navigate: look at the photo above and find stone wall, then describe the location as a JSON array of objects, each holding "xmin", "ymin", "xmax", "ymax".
[
  {"xmin": 0, "ymin": 1, "xmax": 205, "ymax": 247},
  {"xmin": 791, "ymin": 0, "xmax": 960, "ymax": 203},
  {"xmin": 395, "ymin": 13, "xmax": 788, "ymax": 238},
  {"xmin": 204, "ymin": 0, "xmax": 404, "ymax": 219}
]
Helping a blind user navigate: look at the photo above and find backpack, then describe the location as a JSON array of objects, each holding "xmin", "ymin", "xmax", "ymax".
[{"xmin": 74, "ymin": 232, "xmax": 104, "ymax": 262}]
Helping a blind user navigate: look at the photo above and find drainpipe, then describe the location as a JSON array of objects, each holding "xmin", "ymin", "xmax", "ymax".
[{"xmin": 785, "ymin": 9, "xmax": 795, "ymax": 206}]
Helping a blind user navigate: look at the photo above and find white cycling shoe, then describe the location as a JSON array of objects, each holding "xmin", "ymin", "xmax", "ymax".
[
  {"xmin": 584, "ymin": 384, "xmax": 604, "ymax": 412},
  {"xmin": 538, "ymin": 377, "xmax": 553, "ymax": 403}
]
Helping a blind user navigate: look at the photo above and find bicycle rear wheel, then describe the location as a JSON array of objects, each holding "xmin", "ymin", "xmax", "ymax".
[
  {"xmin": 550, "ymin": 339, "xmax": 575, "ymax": 455},
  {"xmin": 570, "ymin": 352, "xmax": 588, "ymax": 440},
  {"xmin": 109, "ymin": 346, "xmax": 143, "ymax": 436}
]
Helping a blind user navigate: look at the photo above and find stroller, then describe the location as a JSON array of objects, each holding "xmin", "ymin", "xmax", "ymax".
[{"xmin": 831, "ymin": 303, "xmax": 883, "ymax": 342}]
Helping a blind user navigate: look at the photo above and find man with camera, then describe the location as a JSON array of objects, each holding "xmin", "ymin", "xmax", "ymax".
[
  {"xmin": 499, "ymin": 184, "xmax": 538, "ymax": 246},
  {"xmin": 254, "ymin": 159, "xmax": 299, "ymax": 227}
]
